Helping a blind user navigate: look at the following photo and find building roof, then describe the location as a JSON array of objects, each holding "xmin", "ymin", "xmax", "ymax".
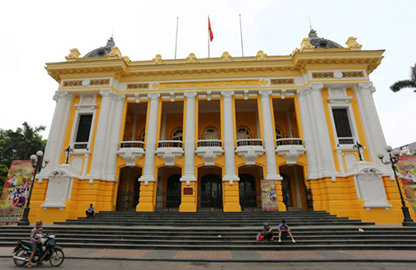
[
  {"xmin": 83, "ymin": 37, "xmax": 115, "ymax": 58},
  {"xmin": 308, "ymin": 29, "xmax": 343, "ymax": 49}
]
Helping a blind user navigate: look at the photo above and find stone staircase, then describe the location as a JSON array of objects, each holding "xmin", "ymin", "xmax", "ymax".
[{"xmin": 1, "ymin": 211, "xmax": 415, "ymax": 250}]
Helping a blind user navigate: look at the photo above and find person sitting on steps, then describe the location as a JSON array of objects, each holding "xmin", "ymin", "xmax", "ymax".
[
  {"xmin": 278, "ymin": 219, "xmax": 296, "ymax": 243},
  {"xmin": 86, "ymin": 204, "xmax": 95, "ymax": 218},
  {"xmin": 262, "ymin": 223, "xmax": 274, "ymax": 241}
]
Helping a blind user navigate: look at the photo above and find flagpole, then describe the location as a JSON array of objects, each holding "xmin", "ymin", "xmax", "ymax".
[
  {"xmin": 208, "ymin": 16, "xmax": 210, "ymax": 58},
  {"xmin": 175, "ymin": 17, "xmax": 179, "ymax": 59},
  {"xmin": 239, "ymin": 14, "xmax": 244, "ymax": 57}
]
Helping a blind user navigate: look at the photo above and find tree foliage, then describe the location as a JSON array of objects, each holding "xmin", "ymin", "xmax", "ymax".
[
  {"xmin": 0, "ymin": 122, "xmax": 47, "ymax": 193},
  {"xmin": 390, "ymin": 64, "xmax": 416, "ymax": 92}
]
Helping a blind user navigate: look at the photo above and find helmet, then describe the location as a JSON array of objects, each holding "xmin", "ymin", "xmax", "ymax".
[{"xmin": 36, "ymin": 221, "xmax": 43, "ymax": 226}]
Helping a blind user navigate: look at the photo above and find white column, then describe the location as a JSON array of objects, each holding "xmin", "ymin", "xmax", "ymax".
[
  {"xmin": 139, "ymin": 93, "xmax": 160, "ymax": 185},
  {"xmin": 221, "ymin": 91, "xmax": 239, "ymax": 185},
  {"xmin": 38, "ymin": 91, "xmax": 72, "ymax": 179},
  {"xmin": 308, "ymin": 83, "xmax": 337, "ymax": 179},
  {"xmin": 180, "ymin": 92, "xmax": 197, "ymax": 185},
  {"xmin": 105, "ymin": 93, "xmax": 125, "ymax": 180},
  {"xmin": 259, "ymin": 90, "xmax": 281, "ymax": 180},
  {"xmin": 88, "ymin": 90, "xmax": 113, "ymax": 180},
  {"xmin": 355, "ymin": 82, "xmax": 388, "ymax": 168},
  {"xmin": 296, "ymin": 88, "xmax": 319, "ymax": 179}
]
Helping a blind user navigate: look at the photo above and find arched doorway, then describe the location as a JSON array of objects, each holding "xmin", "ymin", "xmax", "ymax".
[
  {"xmin": 166, "ymin": 174, "xmax": 181, "ymax": 207},
  {"xmin": 199, "ymin": 174, "xmax": 223, "ymax": 210},
  {"xmin": 116, "ymin": 167, "xmax": 142, "ymax": 211},
  {"xmin": 156, "ymin": 166, "xmax": 182, "ymax": 212},
  {"xmin": 239, "ymin": 174, "xmax": 257, "ymax": 209},
  {"xmin": 279, "ymin": 165, "xmax": 308, "ymax": 211}
]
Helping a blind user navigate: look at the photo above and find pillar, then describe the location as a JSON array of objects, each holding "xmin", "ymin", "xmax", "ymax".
[
  {"xmin": 180, "ymin": 92, "xmax": 198, "ymax": 212},
  {"xmin": 137, "ymin": 93, "xmax": 160, "ymax": 211},
  {"xmin": 221, "ymin": 91, "xmax": 241, "ymax": 212}
]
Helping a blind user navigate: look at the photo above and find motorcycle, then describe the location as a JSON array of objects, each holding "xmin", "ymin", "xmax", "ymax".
[{"xmin": 13, "ymin": 233, "xmax": 65, "ymax": 267}]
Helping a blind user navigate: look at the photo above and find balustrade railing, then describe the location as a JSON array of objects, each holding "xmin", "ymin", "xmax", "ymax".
[
  {"xmin": 236, "ymin": 139, "xmax": 263, "ymax": 147},
  {"xmin": 276, "ymin": 138, "xmax": 303, "ymax": 146},
  {"xmin": 158, "ymin": 140, "xmax": 183, "ymax": 148},
  {"xmin": 337, "ymin": 137, "xmax": 355, "ymax": 145},
  {"xmin": 197, "ymin": 139, "xmax": 222, "ymax": 147},
  {"xmin": 120, "ymin": 141, "xmax": 145, "ymax": 148}
]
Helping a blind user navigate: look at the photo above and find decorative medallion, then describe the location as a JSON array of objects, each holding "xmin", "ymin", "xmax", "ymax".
[{"xmin": 260, "ymin": 79, "xmax": 268, "ymax": 85}]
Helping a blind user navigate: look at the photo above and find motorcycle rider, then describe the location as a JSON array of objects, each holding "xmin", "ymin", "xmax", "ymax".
[{"xmin": 28, "ymin": 221, "xmax": 43, "ymax": 269}]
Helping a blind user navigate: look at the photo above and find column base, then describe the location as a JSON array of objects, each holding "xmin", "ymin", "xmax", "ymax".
[
  {"xmin": 223, "ymin": 174, "xmax": 239, "ymax": 185},
  {"xmin": 180, "ymin": 174, "xmax": 197, "ymax": 185},
  {"xmin": 136, "ymin": 181, "xmax": 156, "ymax": 212},
  {"xmin": 222, "ymin": 180, "xmax": 241, "ymax": 212},
  {"xmin": 180, "ymin": 181, "xmax": 197, "ymax": 212},
  {"xmin": 265, "ymin": 173, "xmax": 283, "ymax": 181}
]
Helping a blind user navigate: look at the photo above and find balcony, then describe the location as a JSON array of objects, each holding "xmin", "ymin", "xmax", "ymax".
[
  {"xmin": 117, "ymin": 141, "xmax": 145, "ymax": 167},
  {"xmin": 275, "ymin": 138, "xmax": 306, "ymax": 165},
  {"xmin": 235, "ymin": 139, "xmax": 265, "ymax": 165},
  {"xmin": 337, "ymin": 137, "xmax": 355, "ymax": 146},
  {"xmin": 195, "ymin": 139, "xmax": 224, "ymax": 166},
  {"xmin": 155, "ymin": 140, "xmax": 184, "ymax": 166}
]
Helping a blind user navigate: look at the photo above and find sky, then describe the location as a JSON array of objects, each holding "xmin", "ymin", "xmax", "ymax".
[{"xmin": 0, "ymin": 0, "xmax": 415, "ymax": 148}]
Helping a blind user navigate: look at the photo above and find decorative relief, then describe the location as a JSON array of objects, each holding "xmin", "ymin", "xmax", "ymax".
[
  {"xmin": 63, "ymin": 79, "xmax": 110, "ymax": 87},
  {"xmin": 63, "ymin": 81, "xmax": 82, "ymax": 87},
  {"xmin": 260, "ymin": 79, "xmax": 268, "ymax": 85},
  {"xmin": 127, "ymin": 83, "xmax": 150, "ymax": 90},
  {"xmin": 342, "ymin": 71, "xmax": 364, "ymax": 78},
  {"xmin": 152, "ymin": 83, "xmax": 160, "ymax": 89},
  {"xmin": 90, "ymin": 79, "xmax": 110, "ymax": 85},
  {"xmin": 312, "ymin": 72, "xmax": 334, "ymax": 79},
  {"xmin": 155, "ymin": 80, "xmax": 259, "ymax": 89},
  {"xmin": 271, "ymin": 78, "xmax": 295, "ymax": 85}
]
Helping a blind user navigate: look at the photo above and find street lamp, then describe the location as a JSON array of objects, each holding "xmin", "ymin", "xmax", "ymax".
[
  {"xmin": 377, "ymin": 145, "xmax": 415, "ymax": 226},
  {"xmin": 17, "ymin": 151, "xmax": 50, "ymax": 226}
]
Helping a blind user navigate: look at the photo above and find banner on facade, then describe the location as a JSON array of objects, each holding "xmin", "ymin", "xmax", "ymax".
[
  {"xmin": 396, "ymin": 155, "xmax": 416, "ymax": 215},
  {"xmin": 0, "ymin": 160, "xmax": 34, "ymax": 224},
  {"xmin": 261, "ymin": 179, "xmax": 278, "ymax": 211}
]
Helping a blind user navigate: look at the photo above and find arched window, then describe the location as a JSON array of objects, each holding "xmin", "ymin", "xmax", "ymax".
[
  {"xmin": 172, "ymin": 128, "xmax": 183, "ymax": 141},
  {"xmin": 275, "ymin": 127, "xmax": 283, "ymax": 140},
  {"xmin": 203, "ymin": 127, "xmax": 219, "ymax": 140},
  {"xmin": 236, "ymin": 126, "xmax": 250, "ymax": 140}
]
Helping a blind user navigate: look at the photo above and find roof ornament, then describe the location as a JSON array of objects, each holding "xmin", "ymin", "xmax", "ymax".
[
  {"xmin": 83, "ymin": 37, "xmax": 116, "ymax": 58},
  {"xmin": 308, "ymin": 29, "xmax": 318, "ymax": 39}
]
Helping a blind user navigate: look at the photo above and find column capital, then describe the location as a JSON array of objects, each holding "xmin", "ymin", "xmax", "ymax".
[
  {"xmin": 296, "ymin": 88, "xmax": 309, "ymax": 97},
  {"xmin": 99, "ymin": 90, "xmax": 113, "ymax": 97},
  {"xmin": 148, "ymin": 93, "xmax": 161, "ymax": 100},
  {"xmin": 184, "ymin": 91, "xmax": 197, "ymax": 99},
  {"xmin": 358, "ymin": 82, "xmax": 376, "ymax": 93},
  {"xmin": 53, "ymin": 91, "xmax": 71, "ymax": 101},
  {"xmin": 221, "ymin": 91, "xmax": 234, "ymax": 99},
  {"xmin": 259, "ymin": 90, "xmax": 272, "ymax": 98},
  {"xmin": 309, "ymin": 83, "xmax": 324, "ymax": 92}
]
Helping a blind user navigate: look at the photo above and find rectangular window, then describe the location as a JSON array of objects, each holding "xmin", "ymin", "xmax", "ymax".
[
  {"xmin": 74, "ymin": 114, "xmax": 93, "ymax": 149},
  {"xmin": 332, "ymin": 108, "xmax": 353, "ymax": 145}
]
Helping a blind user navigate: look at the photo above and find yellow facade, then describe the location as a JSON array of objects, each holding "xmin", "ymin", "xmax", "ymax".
[{"xmin": 28, "ymin": 31, "xmax": 415, "ymax": 225}]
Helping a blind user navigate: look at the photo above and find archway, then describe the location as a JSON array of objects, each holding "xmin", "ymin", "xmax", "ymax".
[
  {"xmin": 279, "ymin": 165, "xmax": 308, "ymax": 211},
  {"xmin": 238, "ymin": 165, "xmax": 263, "ymax": 211},
  {"xmin": 200, "ymin": 174, "xmax": 223, "ymax": 210},
  {"xmin": 156, "ymin": 166, "xmax": 182, "ymax": 212},
  {"xmin": 116, "ymin": 166, "xmax": 142, "ymax": 211}
]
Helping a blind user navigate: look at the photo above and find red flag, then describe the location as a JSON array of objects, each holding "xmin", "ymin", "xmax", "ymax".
[{"xmin": 208, "ymin": 17, "xmax": 214, "ymax": 42}]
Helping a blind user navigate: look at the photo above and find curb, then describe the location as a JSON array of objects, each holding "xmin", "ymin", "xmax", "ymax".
[{"xmin": 2, "ymin": 254, "xmax": 416, "ymax": 263}]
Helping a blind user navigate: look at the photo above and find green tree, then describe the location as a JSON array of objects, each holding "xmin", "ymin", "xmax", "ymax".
[
  {"xmin": 390, "ymin": 64, "xmax": 416, "ymax": 92},
  {"xmin": 0, "ymin": 122, "xmax": 47, "ymax": 193}
]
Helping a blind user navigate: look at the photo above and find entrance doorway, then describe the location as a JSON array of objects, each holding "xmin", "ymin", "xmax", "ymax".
[
  {"xmin": 279, "ymin": 165, "xmax": 307, "ymax": 211},
  {"xmin": 238, "ymin": 166, "xmax": 262, "ymax": 211},
  {"xmin": 116, "ymin": 167, "xmax": 142, "ymax": 211},
  {"xmin": 199, "ymin": 174, "xmax": 223, "ymax": 210},
  {"xmin": 156, "ymin": 166, "xmax": 182, "ymax": 212}
]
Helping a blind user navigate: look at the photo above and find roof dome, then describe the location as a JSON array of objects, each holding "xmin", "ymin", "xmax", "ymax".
[
  {"xmin": 308, "ymin": 29, "xmax": 343, "ymax": 49},
  {"xmin": 83, "ymin": 37, "xmax": 115, "ymax": 58}
]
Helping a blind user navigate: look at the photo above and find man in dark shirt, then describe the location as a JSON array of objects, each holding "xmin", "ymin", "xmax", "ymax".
[{"xmin": 86, "ymin": 204, "xmax": 95, "ymax": 217}]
